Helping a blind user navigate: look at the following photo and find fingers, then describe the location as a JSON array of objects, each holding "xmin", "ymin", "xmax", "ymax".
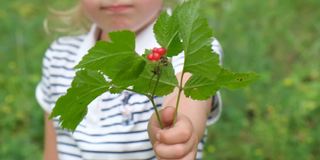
[
  {"xmin": 150, "ymin": 106, "xmax": 175, "ymax": 129},
  {"xmin": 154, "ymin": 133, "xmax": 197, "ymax": 159},
  {"xmin": 148, "ymin": 106, "xmax": 176, "ymax": 145},
  {"xmin": 161, "ymin": 106, "xmax": 175, "ymax": 128},
  {"xmin": 181, "ymin": 149, "xmax": 197, "ymax": 160},
  {"xmin": 151, "ymin": 107, "xmax": 198, "ymax": 159},
  {"xmin": 157, "ymin": 115, "xmax": 193, "ymax": 144}
]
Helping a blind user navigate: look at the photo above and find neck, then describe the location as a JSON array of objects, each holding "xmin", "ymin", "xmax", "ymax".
[{"xmin": 98, "ymin": 29, "xmax": 108, "ymax": 41}]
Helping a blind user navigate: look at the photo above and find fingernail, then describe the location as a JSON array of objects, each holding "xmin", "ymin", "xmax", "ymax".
[{"xmin": 156, "ymin": 132, "xmax": 160, "ymax": 141}]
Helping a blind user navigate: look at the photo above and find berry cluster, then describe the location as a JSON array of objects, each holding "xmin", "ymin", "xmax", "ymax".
[{"xmin": 147, "ymin": 47, "xmax": 167, "ymax": 61}]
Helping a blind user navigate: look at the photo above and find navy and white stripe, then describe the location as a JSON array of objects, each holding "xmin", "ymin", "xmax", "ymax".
[{"xmin": 36, "ymin": 23, "xmax": 223, "ymax": 160}]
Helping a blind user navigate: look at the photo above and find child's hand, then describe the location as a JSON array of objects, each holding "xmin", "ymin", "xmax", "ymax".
[{"xmin": 148, "ymin": 106, "xmax": 199, "ymax": 159}]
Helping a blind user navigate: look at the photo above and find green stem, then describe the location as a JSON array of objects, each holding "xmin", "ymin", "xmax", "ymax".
[
  {"xmin": 149, "ymin": 63, "xmax": 163, "ymax": 129},
  {"xmin": 123, "ymin": 70, "xmax": 163, "ymax": 129},
  {"xmin": 148, "ymin": 96, "xmax": 163, "ymax": 129},
  {"xmin": 173, "ymin": 71, "xmax": 185, "ymax": 125},
  {"xmin": 151, "ymin": 64, "xmax": 161, "ymax": 97}
]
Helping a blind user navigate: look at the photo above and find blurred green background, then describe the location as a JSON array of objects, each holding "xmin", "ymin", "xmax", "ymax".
[{"xmin": 0, "ymin": 0, "xmax": 319, "ymax": 159}]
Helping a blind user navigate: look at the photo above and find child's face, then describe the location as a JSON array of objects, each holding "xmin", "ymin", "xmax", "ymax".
[{"xmin": 81, "ymin": 0, "xmax": 163, "ymax": 33}]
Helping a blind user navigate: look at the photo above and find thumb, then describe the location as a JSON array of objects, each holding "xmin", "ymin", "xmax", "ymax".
[{"xmin": 160, "ymin": 106, "xmax": 175, "ymax": 128}]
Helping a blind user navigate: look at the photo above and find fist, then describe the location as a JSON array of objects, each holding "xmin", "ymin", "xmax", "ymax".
[{"xmin": 148, "ymin": 106, "xmax": 199, "ymax": 159}]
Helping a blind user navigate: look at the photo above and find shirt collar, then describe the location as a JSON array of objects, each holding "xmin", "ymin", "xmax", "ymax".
[{"xmin": 77, "ymin": 23, "xmax": 100, "ymax": 59}]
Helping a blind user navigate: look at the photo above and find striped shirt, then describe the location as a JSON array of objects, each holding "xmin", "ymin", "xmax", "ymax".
[{"xmin": 36, "ymin": 22, "xmax": 223, "ymax": 160}]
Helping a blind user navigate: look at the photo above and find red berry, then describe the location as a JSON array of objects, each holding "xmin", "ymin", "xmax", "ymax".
[
  {"xmin": 147, "ymin": 53, "xmax": 154, "ymax": 61},
  {"xmin": 152, "ymin": 47, "xmax": 160, "ymax": 54},
  {"xmin": 152, "ymin": 52, "xmax": 161, "ymax": 61},
  {"xmin": 157, "ymin": 48, "xmax": 167, "ymax": 56}
]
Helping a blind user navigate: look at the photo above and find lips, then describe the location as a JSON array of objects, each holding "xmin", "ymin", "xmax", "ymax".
[{"xmin": 100, "ymin": 4, "xmax": 133, "ymax": 13}]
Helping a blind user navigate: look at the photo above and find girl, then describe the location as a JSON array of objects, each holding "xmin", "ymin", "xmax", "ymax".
[{"xmin": 37, "ymin": 0, "xmax": 223, "ymax": 159}]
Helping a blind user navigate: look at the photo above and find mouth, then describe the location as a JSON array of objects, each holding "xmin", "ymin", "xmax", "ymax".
[{"xmin": 100, "ymin": 4, "xmax": 134, "ymax": 13}]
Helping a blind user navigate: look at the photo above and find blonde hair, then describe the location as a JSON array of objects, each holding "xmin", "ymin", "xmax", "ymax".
[
  {"xmin": 44, "ymin": 1, "xmax": 178, "ymax": 36},
  {"xmin": 44, "ymin": 3, "xmax": 90, "ymax": 35}
]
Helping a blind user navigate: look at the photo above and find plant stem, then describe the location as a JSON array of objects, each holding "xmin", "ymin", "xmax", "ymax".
[
  {"xmin": 148, "ymin": 96, "xmax": 163, "ymax": 129},
  {"xmin": 173, "ymin": 72, "xmax": 185, "ymax": 125},
  {"xmin": 124, "ymin": 68, "xmax": 163, "ymax": 129},
  {"xmin": 149, "ymin": 63, "xmax": 164, "ymax": 129}
]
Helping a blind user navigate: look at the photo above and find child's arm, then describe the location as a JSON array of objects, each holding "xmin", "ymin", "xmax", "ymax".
[
  {"xmin": 148, "ymin": 72, "xmax": 213, "ymax": 159},
  {"xmin": 44, "ymin": 114, "xmax": 58, "ymax": 160}
]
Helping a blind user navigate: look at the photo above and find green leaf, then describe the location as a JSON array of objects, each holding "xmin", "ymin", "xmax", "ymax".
[
  {"xmin": 176, "ymin": 0, "xmax": 221, "ymax": 78},
  {"xmin": 75, "ymin": 31, "xmax": 145, "ymax": 86},
  {"xmin": 112, "ymin": 57, "xmax": 146, "ymax": 87},
  {"xmin": 184, "ymin": 75, "xmax": 219, "ymax": 100},
  {"xmin": 109, "ymin": 85, "xmax": 124, "ymax": 94},
  {"xmin": 215, "ymin": 69, "xmax": 260, "ymax": 89},
  {"xmin": 133, "ymin": 62, "xmax": 178, "ymax": 96},
  {"xmin": 49, "ymin": 70, "xmax": 109, "ymax": 131},
  {"xmin": 184, "ymin": 69, "xmax": 259, "ymax": 100},
  {"xmin": 154, "ymin": 12, "xmax": 183, "ymax": 57}
]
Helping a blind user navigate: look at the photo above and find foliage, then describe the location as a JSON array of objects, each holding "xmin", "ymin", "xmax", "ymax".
[
  {"xmin": 50, "ymin": 0, "xmax": 257, "ymax": 131},
  {"xmin": 1, "ymin": 0, "xmax": 319, "ymax": 159}
]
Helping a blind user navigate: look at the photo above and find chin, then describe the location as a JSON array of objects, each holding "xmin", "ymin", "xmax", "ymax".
[{"xmin": 111, "ymin": 25, "xmax": 136, "ymax": 32}]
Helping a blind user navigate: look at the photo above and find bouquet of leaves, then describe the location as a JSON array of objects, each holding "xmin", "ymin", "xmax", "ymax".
[{"xmin": 50, "ymin": 0, "xmax": 258, "ymax": 131}]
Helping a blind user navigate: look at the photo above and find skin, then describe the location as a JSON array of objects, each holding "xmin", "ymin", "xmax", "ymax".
[
  {"xmin": 44, "ymin": 0, "xmax": 213, "ymax": 159},
  {"xmin": 80, "ymin": 0, "xmax": 163, "ymax": 40},
  {"xmin": 148, "ymin": 73, "xmax": 212, "ymax": 159},
  {"xmin": 44, "ymin": 114, "xmax": 58, "ymax": 160}
]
